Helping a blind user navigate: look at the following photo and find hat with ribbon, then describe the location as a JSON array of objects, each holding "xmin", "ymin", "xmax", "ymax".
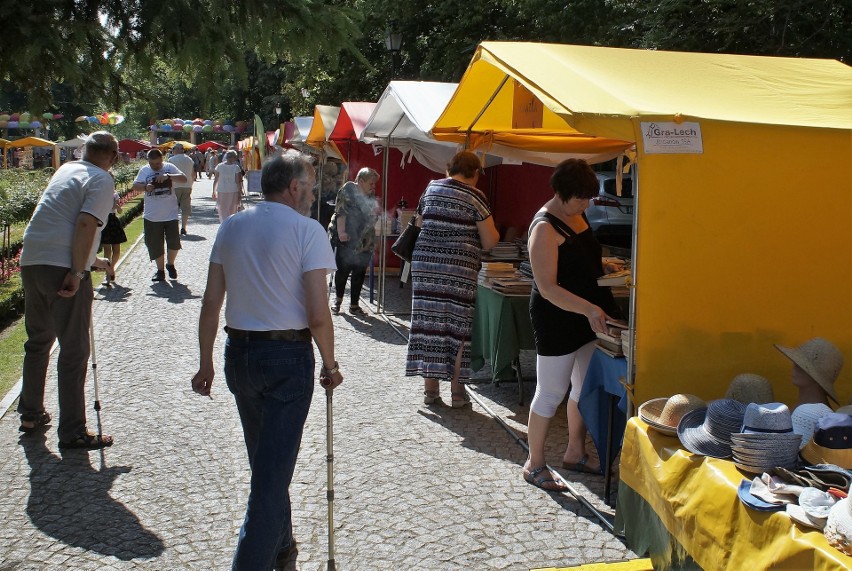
[
  {"xmin": 801, "ymin": 413, "xmax": 852, "ymax": 469},
  {"xmin": 639, "ymin": 394, "xmax": 706, "ymax": 436},
  {"xmin": 725, "ymin": 373, "xmax": 775, "ymax": 404},
  {"xmin": 775, "ymin": 338, "xmax": 844, "ymax": 403},
  {"xmin": 824, "ymin": 498, "xmax": 852, "ymax": 556},
  {"xmin": 677, "ymin": 399, "xmax": 747, "ymax": 458},
  {"xmin": 792, "ymin": 403, "xmax": 834, "ymax": 450},
  {"xmin": 730, "ymin": 402, "xmax": 802, "ymax": 473}
]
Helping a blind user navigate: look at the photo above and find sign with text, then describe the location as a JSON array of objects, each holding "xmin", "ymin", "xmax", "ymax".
[
  {"xmin": 246, "ymin": 170, "xmax": 262, "ymax": 194},
  {"xmin": 640, "ymin": 121, "xmax": 704, "ymax": 154},
  {"xmin": 512, "ymin": 80, "xmax": 543, "ymax": 129}
]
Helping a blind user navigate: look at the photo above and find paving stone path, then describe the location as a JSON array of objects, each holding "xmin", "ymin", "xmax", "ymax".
[{"xmin": 0, "ymin": 177, "xmax": 638, "ymax": 570}]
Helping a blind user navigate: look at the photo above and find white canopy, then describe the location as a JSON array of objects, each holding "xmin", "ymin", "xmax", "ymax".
[
  {"xmin": 361, "ymin": 81, "xmax": 462, "ymax": 173},
  {"xmin": 287, "ymin": 116, "xmax": 314, "ymax": 146},
  {"xmin": 55, "ymin": 136, "xmax": 86, "ymax": 149}
]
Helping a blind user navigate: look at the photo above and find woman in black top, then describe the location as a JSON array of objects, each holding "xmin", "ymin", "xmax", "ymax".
[{"xmin": 523, "ymin": 159, "xmax": 624, "ymax": 491}]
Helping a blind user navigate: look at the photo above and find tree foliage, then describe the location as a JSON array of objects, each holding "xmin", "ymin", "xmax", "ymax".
[{"xmin": 0, "ymin": 0, "xmax": 363, "ymax": 110}]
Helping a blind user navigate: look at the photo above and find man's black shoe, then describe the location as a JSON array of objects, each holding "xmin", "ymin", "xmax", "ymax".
[
  {"xmin": 165, "ymin": 264, "xmax": 178, "ymax": 279},
  {"xmin": 152, "ymin": 270, "xmax": 166, "ymax": 282}
]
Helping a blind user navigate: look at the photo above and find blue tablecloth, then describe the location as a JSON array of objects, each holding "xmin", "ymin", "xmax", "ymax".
[{"xmin": 579, "ymin": 348, "xmax": 628, "ymax": 473}]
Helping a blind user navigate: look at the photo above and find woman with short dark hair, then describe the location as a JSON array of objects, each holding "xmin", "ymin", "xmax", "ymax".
[{"xmin": 523, "ymin": 158, "xmax": 624, "ymax": 491}]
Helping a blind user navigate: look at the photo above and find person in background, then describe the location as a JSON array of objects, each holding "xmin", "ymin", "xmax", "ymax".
[
  {"xmin": 132, "ymin": 148, "xmax": 188, "ymax": 281},
  {"xmin": 205, "ymin": 148, "xmax": 218, "ymax": 179},
  {"xmin": 98, "ymin": 191, "xmax": 127, "ymax": 286},
  {"xmin": 328, "ymin": 168, "xmax": 379, "ymax": 315},
  {"xmin": 523, "ymin": 158, "xmax": 624, "ymax": 491},
  {"xmin": 213, "ymin": 150, "xmax": 244, "ymax": 222},
  {"xmin": 167, "ymin": 143, "xmax": 195, "ymax": 236},
  {"xmin": 17, "ymin": 131, "xmax": 118, "ymax": 448},
  {"xmin": 405, "ymin": 151, "xmax": 500, "ymax": 407},
  {"xmin": 191, "ymin": 151, "xmax": 342, "ymax": 570}
]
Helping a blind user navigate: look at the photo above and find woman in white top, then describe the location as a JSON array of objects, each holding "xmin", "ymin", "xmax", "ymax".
[{"xmin": 213, "ymin": 150, "xmax": 243, "ymax": 222}]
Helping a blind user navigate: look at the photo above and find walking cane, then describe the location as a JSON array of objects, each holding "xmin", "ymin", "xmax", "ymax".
[
  {"xmin": 89, "ymin": 310, "xmax": 104, "ymax": 440},
  {"xmin": 319, "ymin": 374, "xmax": 337, "ymax": 571}
]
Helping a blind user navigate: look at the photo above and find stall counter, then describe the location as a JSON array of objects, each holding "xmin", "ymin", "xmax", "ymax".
[{"xmin": 615, "ymin": 417, "xmax": 852, "ymax": 570}]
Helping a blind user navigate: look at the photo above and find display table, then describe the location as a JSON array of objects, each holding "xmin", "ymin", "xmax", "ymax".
[
  {"xmin": 615, "ymin": 418, "xmax": 852, "ymax": 570},
  {"xmin": 578, "ymin": 348, "xmax": 628, "ymax": 503},
  {"xmin": 470, "ymin": 285, "xmax": 535, "ymax": 403}
]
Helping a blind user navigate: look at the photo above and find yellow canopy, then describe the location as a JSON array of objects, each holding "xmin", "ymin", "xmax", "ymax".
[
  {"xmin": 157, "ymin": 140, "xmax": 196, "ymax": 150},
  {"xmin": 435, "ymin": 42, "xmax": 852, "ymax": 406},
  {"xmin": 5, "ymin": 136, "xmax": 56, "ymax": 148},
  {"xmin": 305, "ymin": 105, "xmax": 345, "ymax": 162}
]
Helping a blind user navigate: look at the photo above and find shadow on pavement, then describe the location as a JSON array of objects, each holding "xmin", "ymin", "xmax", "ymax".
[
  {"xmin": 19, "ymin": 432, "xmax": 165, "ymax": 561},
  {"xmin": 97, "ymin": 284, "xmax": 133, "ymax": 303},
  {"xmin": 340, "ymin": 313, "xmax": 409, "ymax": 346},
  {"xmin": 147, "ymin": 281, "xmax": 201, "ymax": 304}
]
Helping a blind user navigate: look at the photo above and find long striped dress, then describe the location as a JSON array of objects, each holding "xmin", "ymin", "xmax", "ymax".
[{"xmin": 405, "ymin": 177, "xmax": 491, "ymax": 381}]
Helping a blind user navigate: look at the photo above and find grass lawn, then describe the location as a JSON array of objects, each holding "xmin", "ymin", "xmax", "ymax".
[{"xmin": 0, "ymin": 206, "xmax": 144, "ymax": 406}]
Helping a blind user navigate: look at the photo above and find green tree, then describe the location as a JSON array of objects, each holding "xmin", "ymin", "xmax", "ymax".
[{"xmin": 0, "ymin": 0, "xmax": 363, "ymax": 110}]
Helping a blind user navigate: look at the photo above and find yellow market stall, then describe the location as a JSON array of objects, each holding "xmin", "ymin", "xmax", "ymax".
[
  {"xmin": 432, "ymin": 41, "xmax": 852, "ymax": 408},
  {"xmin": 4, "ymin": 136, "xmax": 60, "ymax": 169},
  {"xmin": 432, "ymin": 41, "xmax": 852, "ymax": 569}
]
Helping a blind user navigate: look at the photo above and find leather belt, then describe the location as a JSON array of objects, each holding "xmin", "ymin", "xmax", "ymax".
[{"xmin": 224, "ymin": 326, "xmax": 311, "ymax": 342}]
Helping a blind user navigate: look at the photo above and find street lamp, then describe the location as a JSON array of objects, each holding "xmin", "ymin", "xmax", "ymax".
[
  {"xmin": 275, "ymin": 103, "xmax": 281, "ymax": 127},
  {"xmin": 384, "ymin": 22, "xmax": 402, "ymax": 78}
]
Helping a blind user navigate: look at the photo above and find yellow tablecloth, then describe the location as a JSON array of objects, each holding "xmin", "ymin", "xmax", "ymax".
[{"xmin": 616, "ymin": 417, "xmax": 852, "ymax": 570}]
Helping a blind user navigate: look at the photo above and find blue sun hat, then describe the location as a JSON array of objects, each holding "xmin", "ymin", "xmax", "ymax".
[
  {"xmin": 730, "ymin": 402, "xmax": 802, "ymax": 473},
  {"xmin": 677, "ymin": 399, "xmax": 747, "ymax": 458}
]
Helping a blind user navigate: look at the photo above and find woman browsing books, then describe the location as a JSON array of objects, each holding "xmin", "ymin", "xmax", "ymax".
[{"xmin": 522, "ymin": 159, "xmax": 625, "ymax": 492}]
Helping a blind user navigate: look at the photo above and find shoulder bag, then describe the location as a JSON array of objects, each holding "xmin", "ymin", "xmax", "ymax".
[{"xmin": 391, "ymin": 214, "xmax": 420, "ymax": 263}]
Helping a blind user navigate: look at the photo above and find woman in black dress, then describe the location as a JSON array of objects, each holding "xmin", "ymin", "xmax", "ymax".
[
  {"xmin": 99, "ymin": 192, "xmax": 127, "ymax": 286},
  {"xmin": 523, "ymin": 159, "xmax": 624, "ymax": 491}
]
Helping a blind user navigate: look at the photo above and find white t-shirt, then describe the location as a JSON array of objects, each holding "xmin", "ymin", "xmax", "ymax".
[
  {"xmin": 135, "ymin": 163, "xmax": 182, "ymax": 222},
  {"xmin": 215, "ymin": 163, "xmax": 243, "ymax": 193},
  {"xmin": 167, "ymin": 154, "xmax": 195, "ymax": 189},
  {"xmin": 20, "ymin": 161, "xmax": 115, "ymax": 268},
  {"xmin": 210, "ymin": 201, "xmax": 336, "ymax": 331}
]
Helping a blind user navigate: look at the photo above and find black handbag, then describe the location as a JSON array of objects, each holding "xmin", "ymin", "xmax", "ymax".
[{"xmin": 391, "ymin": 215, "xmax": 420, "ymax": 263}]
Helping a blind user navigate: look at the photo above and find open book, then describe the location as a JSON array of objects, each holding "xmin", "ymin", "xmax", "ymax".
[{"xmin": 597, "ymin": 269, "xmax": 631, "ymax": 287}]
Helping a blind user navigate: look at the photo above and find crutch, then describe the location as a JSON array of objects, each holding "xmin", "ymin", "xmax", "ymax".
[
  {"xmin": 319, "ymin": 375, "xmax": 336, "ymax": 570},
  {"xmin": 89, "ymin": 309, "xmax": 104, "ymax": 440}
]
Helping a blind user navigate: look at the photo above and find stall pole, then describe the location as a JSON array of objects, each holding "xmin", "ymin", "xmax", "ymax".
[
  {"xmin": 377, "ymin": 115, "xmax": 404, "ymax": 313},
  {"xmin": 626, "ymin": 161, "xmax": 640, "ymax": 418}
]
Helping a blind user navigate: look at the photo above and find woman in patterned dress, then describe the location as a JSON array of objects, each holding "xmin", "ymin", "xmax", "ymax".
[{"xmin": 405, "ymin": 151, "xmax": 500, "ymax": 407}]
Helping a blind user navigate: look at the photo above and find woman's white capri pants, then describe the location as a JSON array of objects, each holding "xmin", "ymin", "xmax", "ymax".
[{"xmin": 529, "ymin": 340, "xmax": 597, "ymax": 418}]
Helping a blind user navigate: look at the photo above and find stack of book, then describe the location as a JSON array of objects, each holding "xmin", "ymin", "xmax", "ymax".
[
  {"xmin": 490, "ymin": 276, "xmax": 533, "ymax": 296},
  {"xmin": 596, "ymin": 320, "xmax": 629, "ymax": 357},
  {"xmin": 488, "ymin": 242, "xmax": 519, "ymax": 259},
  {"xmin": 597, "ymin": 269, "xmax": 632, "ymax": 287},
  {"xmin": 478, "ymin": 262, "xmax": 516, "ymax": 286}
]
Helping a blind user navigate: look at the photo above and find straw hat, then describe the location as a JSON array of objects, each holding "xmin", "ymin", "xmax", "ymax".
[
  {"xmin": 800, "ymin": 413, "xmax": 852, "ymax": 469},
  {"xmin": 825, "ymin": 498, "xmax": 852, "ymax": 556},
  {"xmin": 677, "ymin": 399, "xmax": 747, "ymax": 458},
  {"xmin": 791, "ymin": 403, "xmax": 833, "ymax": 450},
  {"xmin": 725, "ymin": 373, "xmax": 775, "ymax": 404},
  {"xmin": 639, "ymin": 394, "xmax": 705, "ymax": 436},
  {"xmin": 775, "ymin": 338, "xmax": 844, "ymax": 403}
]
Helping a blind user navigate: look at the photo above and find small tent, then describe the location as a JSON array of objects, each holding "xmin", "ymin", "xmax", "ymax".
[{"xmin": 5, "ymin": 136, "xmax": 59, "ymax": 169}]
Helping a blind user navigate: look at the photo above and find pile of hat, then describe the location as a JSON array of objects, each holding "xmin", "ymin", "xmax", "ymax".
[{"xmin": 730, "ymin": 403, "xmax": 802, "ymax": 473}]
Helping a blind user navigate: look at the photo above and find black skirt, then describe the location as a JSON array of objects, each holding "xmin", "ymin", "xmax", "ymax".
[{"xmin": 100, "ymin": 213, "xmax": 127, "ymax": 245}]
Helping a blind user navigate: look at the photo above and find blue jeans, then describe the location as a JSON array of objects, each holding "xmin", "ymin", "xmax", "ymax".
[{"xmin": 224, "ymin": 337, "xmax": 315, "ymax": 571}]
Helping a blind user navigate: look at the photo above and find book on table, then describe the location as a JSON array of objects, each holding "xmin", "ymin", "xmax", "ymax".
[{"xmin": 597, "ymin": 269, "xmax": 631, "ymax": 287}]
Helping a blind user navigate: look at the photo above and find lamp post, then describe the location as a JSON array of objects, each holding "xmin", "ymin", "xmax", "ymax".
[
  {"xmin": 384, "ymin": 22, "xmax": 402, "ymax": 78},
  {"xmin": 275, "ymin": 104, "xmax": 281, "ymax": 128}
]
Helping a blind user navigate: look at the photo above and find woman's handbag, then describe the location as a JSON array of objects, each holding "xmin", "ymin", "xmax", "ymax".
[{"xmin": 391, "ymin": 215, "xmax": 420, "ymax": 263}]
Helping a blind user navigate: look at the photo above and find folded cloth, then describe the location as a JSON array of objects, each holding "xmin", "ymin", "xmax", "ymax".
[
  {"xmin": 749, "ymin": 474, "xmax": 801, "ymax": 505},
  {"xmin": 771, "ymin": 466, "xmax": 852, "ymax": 492},
  {"xmin": 799, "ymin": 486, "xmax": 838, "ymax": 520}
]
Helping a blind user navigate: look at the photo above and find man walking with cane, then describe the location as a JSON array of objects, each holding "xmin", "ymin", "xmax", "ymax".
[
  {"xmin": 17, "ymin": 131, "xmax": 117, "ymax": 449},
  {"xmin": 191, "ymin": 150, "xmax": 343, "ymax": 571}
]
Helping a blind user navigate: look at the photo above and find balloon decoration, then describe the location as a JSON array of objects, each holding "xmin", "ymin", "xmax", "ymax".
[
  {"xmin": 0, "ymin": 111, "xmax": 64, "ymax": 130},
  {"xmin": 74, "ymin": 112, "xmax": 125, "ymax": 126},
  {"xmin": 149, "ymin": 118, "xmax": 249, "ymax": 134}
]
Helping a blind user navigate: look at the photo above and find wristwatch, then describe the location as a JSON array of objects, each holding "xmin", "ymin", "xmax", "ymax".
[
  {"xmin": 71, "ymin": 270, "xmax": 86, "ymax": 280},
  {"xmin": 322, "ymin": 361, "xmax": 339, "ymax": 375}
]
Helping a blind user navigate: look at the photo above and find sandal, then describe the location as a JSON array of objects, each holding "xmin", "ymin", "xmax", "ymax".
[
  {"xmin": 19, "ymin": 411, "xmax": 52, "ymax": 433},
  {"xmin": 59, "ymin": 431, "xmax": 114, "ymax": 450},
  {"xmin": 331, "ymin": 299, "xmax": 342, "ymax": 315},
  {"xmin": 451, "ymin": 391, "xmax": 471, "ymax": 408},
  {"xmin": 423, "ymin": 391, "xmax": 441, "ymax": 405},
  {"xmin": 561, "ymin": 454, "xmax": 603, "ymax": 475},
  {"xmin": 524, "ymin": 465, "xmax": 569, "ymax": 492}
]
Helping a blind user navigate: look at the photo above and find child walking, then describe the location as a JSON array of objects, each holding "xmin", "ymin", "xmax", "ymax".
[{"xmin": 99, "ymin": 192, "xmax": 127, "ymax": 286}]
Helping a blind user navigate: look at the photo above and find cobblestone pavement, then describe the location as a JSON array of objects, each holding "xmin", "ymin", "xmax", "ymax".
[{"xmin": 0, "ymin": 177, "xmax": 638, "ymax": 570}]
